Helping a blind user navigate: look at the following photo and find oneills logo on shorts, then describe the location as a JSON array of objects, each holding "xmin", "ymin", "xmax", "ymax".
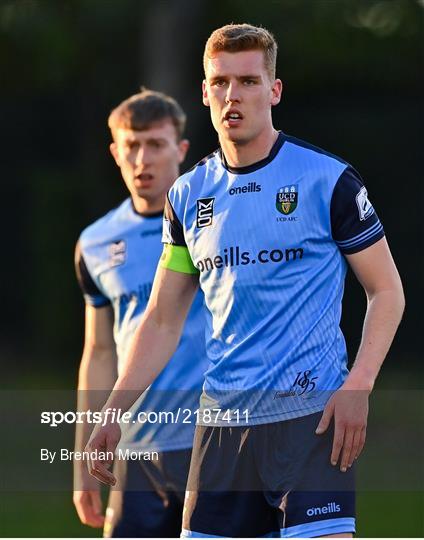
[
  {"xmin": 196, "ymin": 197, "xmax": 215, "ymax": 228},
  {"xmin": 306, "ymin": 502, "xmax": 341, "ymax": 517}
]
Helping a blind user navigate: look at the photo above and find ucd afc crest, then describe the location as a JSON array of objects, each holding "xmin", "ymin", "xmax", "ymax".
[{"xmin": 276, "ymin": 185, "xmax": 298, "ymax": 215}]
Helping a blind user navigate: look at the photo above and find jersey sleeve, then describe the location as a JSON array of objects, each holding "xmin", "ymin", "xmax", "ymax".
[
  {"xmin": 160, "ymin": 191, "xmax": 199, "ymax": 274},
  {"xmin": 74, "ymin": 241, "xmax": 111, "ymax": 307},
  {"xmin": 330, "ymin": 166, "xmax": 385, "ymax": 254}
]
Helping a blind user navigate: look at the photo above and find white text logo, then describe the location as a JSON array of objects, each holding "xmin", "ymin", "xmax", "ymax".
[{"xmin": 306, "ymin": 502, "xmax": 341, "ymax": 517}]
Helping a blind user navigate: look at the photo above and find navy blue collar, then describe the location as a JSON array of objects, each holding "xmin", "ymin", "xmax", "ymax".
[
  {"xmin": 130, "ymin": 199, "xmax": 163, "ymax": 219},
  {"xmin": 220, "ymin": 132, "xmax": 285, "ymax": 174}
]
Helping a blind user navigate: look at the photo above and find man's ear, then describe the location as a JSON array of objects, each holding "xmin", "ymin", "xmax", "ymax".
[
  {"xmin": 109, "ymin": 142, "xmax": 120, "ymax": 166},
  {"xmin": 177, "ymin": 139, "xmax": 190, "ymax": 164},
  {"xmin": 271, "ymin": 78, "xmax": 283, "ymax": 107},
  {"xmin": 202, "ymin": 80, "xmax": 210, "ymax": 107}
]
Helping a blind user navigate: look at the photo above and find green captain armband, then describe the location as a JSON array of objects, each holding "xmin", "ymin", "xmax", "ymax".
[{"xmin": 160, "ymin": 244, "xmax": 199, "ymax": 275}]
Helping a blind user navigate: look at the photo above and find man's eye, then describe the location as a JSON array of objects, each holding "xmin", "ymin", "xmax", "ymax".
[
  {"xmin": 213, "ymin": 80, "xmax": 226, "ymax": 87},
  {"xmin": 243, "ymin": 79, "xmax": 256, "ymax": 85},
  {"xmin": 149, "ymin": 141, "xmax": 163, "ymax": 149}
]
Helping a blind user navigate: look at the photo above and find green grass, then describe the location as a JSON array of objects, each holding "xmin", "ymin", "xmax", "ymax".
[
  {"xmin": 0, "ymin": 493, "xmax": 100, "ymax": 537},
  {"xmin": 357, "ymin": 491, "xmax": 424, "ymax": 537},
  {"xmin": 0, "ymin": 491, "xmax": 422, "ymax": 537}
]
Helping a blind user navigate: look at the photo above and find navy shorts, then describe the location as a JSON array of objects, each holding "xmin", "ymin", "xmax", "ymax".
[
  {"xmin": 104, "ymin": 448, "xmax": 191, "ymax": 538},
  {"xmin": 182, "ymin": 412, "xmax": 355, "ymax": 538}
]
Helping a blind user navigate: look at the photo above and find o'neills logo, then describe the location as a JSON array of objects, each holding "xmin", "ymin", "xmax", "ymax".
[
  {"xmin": 229, "ymin": 182, "xmax": 261, "ymax": 196},
  {"xmin": 306, "ymin": 502, "xmax": 341, "ymax": 517}
]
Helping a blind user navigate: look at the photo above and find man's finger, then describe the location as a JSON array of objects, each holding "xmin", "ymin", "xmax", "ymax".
[
  {"xmin": 315, "ymin": 401, "xmax": 334, "ymax": 435},
  {"xmin": 89, "ymin": 490, "xmax": 105, "ymax": 527},
  {"xmin": 356, "ymin": 427, "xmax": 367, "ymax": 459},
  {"xmin": 85, "ymin": 434, "xmax": 115, "ymax": 485},
  {"xmin": 74, "ymin": 500, "xmax": 89, "ymax": 525},
  {"xmin": 74, "ymin": 491, "xmax": 104, "ymax": 528},
  {"xmin": 91, "ymin": 489, "xmax": 105, "ymax": 518},
  {"xmin": 81, "ymin": 503, "xmax": 104, "ymax": 528},
  {"xmin": 347, "ymin": 430, "xmax": 361, "ymax": 468},
  {"xmin": 88, "ymin": 459, "xmax": 116, "ymax": 486},
  {"xmin": 90, "ymin": 466, "xmax": 115, "ymax": 486},
  {"xmin": 330, "ymin": 422, "xmax": 345, "ymax": 466},
  {"xmin": 90, "ymin": 468, "xmax": 115, "ymax": 486},
  {"xmin": 339, "ymin": 429, "xmax": 354, "ymax": 472}
]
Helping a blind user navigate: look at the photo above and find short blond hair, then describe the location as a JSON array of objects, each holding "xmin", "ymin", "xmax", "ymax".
[
  {"xmin": 108, "ymin": 88, "xmax": 186, "ymax": 140},
  {"xmin": 204, "ymin": 23, "xmax": 277, "ymax": 80}
]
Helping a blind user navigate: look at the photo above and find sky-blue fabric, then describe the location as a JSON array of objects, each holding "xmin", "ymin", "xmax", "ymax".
[
  {"xmin": 163, "ymin": 133, "xmax": 384, "ymax": 425},
  {"xmin": 78, "ymin": 198, "xmax": 207, "ymax": 451}
]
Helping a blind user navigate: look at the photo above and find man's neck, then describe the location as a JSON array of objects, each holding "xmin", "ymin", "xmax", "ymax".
[
  {"xmin": 220, "ymin": 127, "xmax": 279, "ymax": 169},
  {"xmin": 132, "ymin": 197, "xmax": 164, "ymax": 216}
]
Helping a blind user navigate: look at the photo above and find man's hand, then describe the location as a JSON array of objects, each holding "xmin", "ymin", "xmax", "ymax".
[
  {"xmin": 315, "ymin": 388, "xmax": 369, "ymax": 472},
  {"xmin": 74, "ymin": 462, "xmax": 105, "ymax": 527},
  {"xmin": 85, "ymin": 421, "xmax": 121, "ymax": 486},
  {"xmin": 73, "ymin": 488, "xmax": 104, "ymax": 528}
]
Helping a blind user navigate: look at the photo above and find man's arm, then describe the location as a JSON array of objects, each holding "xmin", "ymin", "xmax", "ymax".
[
  {"xmin": 85, "ymin": 266, "xmax": 198, "ymax": 485},
  {"xmin": 316, "ymin": 237, "xmax": 405, "ymax": 471},
  {"xmin": 73, "ymin": 305, "xmax": 117, "ymax": 527}
]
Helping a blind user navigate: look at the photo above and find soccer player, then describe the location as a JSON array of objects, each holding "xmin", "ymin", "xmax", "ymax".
[
  {"xmin": 85, "ymin": 25, "xmax": 405, "ymax": 538},
  {"xmin": 73, "ymin": 89, "xmax": 207, "ymax": 537}
]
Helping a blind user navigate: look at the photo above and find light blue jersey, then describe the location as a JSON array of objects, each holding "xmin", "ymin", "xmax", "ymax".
[
  {"xmin": 76, "ymin": 198, "xmax": 207, "ymax": 451},
  {"xmin": 161, "ymin": 133, "xmax": 385, "ymax": 425}
]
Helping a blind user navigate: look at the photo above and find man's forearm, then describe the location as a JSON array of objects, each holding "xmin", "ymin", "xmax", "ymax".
[
  {"xmin": 75, "ymin": 348, "xmax": 117, "ymax": 451},
  {"xmin": 75, "ymin": 350, "xmax": 117, "ymax": 449},
  {"xmin": 344, "ymin": 287, "xmax": 405, "ymax": 391},
  {"xmin": 74, "ymin": 348, "xmax": 117, "ymax": 488}
]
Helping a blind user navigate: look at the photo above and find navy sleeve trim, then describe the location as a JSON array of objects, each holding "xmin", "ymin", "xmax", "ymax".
[
  {"xmin": 336, "ymin": 221, "xmax": 384, "ymax": 250},
  {"xmin": 75, "ymin": 241, "xmax": 111, "ymax": 307},
  {"xmin": 331, "ymin": 166, "xmax": 385, "ymax": 255},
  {"xmin": 339, "ymin": 228, "xmax": 385, "ymax": 254},
  {"xmin": 163, "ymin": 192, "xmax": 186, "ymax": 246}
]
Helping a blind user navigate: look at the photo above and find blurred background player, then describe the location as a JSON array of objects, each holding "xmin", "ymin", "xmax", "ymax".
[
  {"xmin": 85, "ymin": 24, "xmax": 405, "ymax": 538},
  {"xmin": 73, "ymin": 89, "xmax": 206, "ymax": 537}
]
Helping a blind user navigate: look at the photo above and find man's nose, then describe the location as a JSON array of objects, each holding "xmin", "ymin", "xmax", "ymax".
[
  {"xmin": 135, "ymin": 146, "xmax": 150, "ymax": 166},
  {"xmin": 225, "ymin": 82, "xmax": 241, "ymax": 104}
]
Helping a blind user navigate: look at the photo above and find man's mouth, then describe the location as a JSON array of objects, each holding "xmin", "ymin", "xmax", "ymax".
[
  {"xmin": 134, "ymin": 173, "xmax": 154, "ymax": 185},
  {"xmin": 223, "ymin": 110, "xmax": 243, "ymax": 127}
]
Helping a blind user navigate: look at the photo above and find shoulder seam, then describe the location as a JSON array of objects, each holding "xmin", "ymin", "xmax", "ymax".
[
  {"xmin": 183, "ymin": 149, "xmax": 219, "ymax": 174},
  {"xmin": 284, "ymin": 135, "xmax": 349, "ymax": 166},
  {"xmin": 80, "ymin": 198, "xmax": 131, "ymax": 242}
]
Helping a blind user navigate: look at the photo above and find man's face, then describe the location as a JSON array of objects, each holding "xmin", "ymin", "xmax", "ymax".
[
  {"xmin": 110, "ymin": 120, "xmax": 188, "ymax": 209},
  {"xmin": 202, "ymin": 50, "xmax": 282, "ymax": 145}
]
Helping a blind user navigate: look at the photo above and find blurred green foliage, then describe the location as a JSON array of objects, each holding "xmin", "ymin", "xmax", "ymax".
[{"xmin": 0, "ymin": 0, "xmax": 422, "ymax": 382}]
